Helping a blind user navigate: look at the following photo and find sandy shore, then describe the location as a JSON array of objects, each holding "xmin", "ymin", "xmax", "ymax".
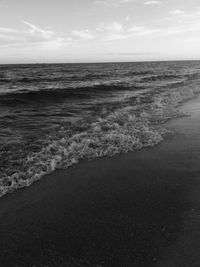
[{"xmin": 1, "ymin": 97, "xmax": 200, "ymax": 266}]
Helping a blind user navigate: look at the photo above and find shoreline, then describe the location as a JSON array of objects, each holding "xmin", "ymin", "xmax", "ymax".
[
  {"xmin": 1, "ymin": 96, "xmax": 200, "ymax": 266},
  {"xmin": 2, "ymin": 77, "xmax": 200, "ymax": 197}
]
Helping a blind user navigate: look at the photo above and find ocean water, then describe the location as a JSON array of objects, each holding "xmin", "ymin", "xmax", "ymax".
[{"xmin": 1, "ymin": 61, "xmax": 200, "ymax": 196}]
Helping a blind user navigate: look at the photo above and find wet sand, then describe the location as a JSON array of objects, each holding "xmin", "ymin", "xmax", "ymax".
[{"xmin": 1, "ymin": 98, "xmax": 200, "ymax": 266}]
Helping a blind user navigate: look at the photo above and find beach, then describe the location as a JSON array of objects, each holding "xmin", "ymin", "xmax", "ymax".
[
  {"xmin": 1, "ymin": 0, "xmax": 200, "ymax": 265},
  {"xmin": 0, "ymin": 96, "xmax": 200, "ymax": 266}
]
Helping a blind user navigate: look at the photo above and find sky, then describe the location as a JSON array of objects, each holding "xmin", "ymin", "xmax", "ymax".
[{"xmin": 0, "ymin": 0, "xmax": 200, "ymax": 63}]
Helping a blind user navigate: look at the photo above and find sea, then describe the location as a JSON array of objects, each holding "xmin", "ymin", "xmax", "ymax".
[{"xmin": 1, "ymin": 61, "xmax": 200, "ymax": 196}]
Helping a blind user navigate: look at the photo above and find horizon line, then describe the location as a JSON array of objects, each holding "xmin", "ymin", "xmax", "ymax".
[{"xmin": 1, "ymin": 58, "xmax": 200, "ymax": 65}]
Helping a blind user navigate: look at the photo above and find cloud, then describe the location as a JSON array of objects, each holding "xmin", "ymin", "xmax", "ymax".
[
  {"xmin": 106, "ymin": 52, "xmax": 154, "ymax": 56},
  {"xmin": 105, "ymin": 25, "xmax": 160, "ymax": 41},
  {"xmin": 128, "ymin": 26, "xmax": 160, "ymax": 36},
  {"xmin": 72, "ymin": 29, "xmax": 95, "ymax": 40},
  {"xmin": 0, "ymin": 21, "xmax": 70, "ymax": 47},
  {"xmin": 103, "ymin": 10, "xmax": 200, "ymax": 42},
  {"xmin": 99, "ymin": 10, "xmax": 200, "ymax": 42},
  {"xmin": 151, "ymin": 10, "xmax": 200, "ymax": 37},
  {"xmin": 0, "ymin": 27, "xmax": 17, "ymax": 33},
  {"xmin": 106, "ymin": 33, "xmax": 128, "ymax": 41},
  {"xmin": 107, "ymin": 22, "xmax": 123, "ymax": 32},
  {"xmin": 94, "ymin": 0, "xmax": 135, "ymax": 7},
  {"xmin": 165, "ymin": 10, "xmax": 200, "ymax": 36},
  {"xmin": 97, "ymin": 22, "xmax": 126, "ymax": 40},
  {"xmin": 96, "ymin": 21, "xmax": 160, "ymax": 41},
  {"xmin": 98, "ymin": 23, "xmax": 160, "ymax": 38},
  {"xmin": 144, "ymin": 1, "xmax": 161, "ymax": 5},
  {"xmin": 97, "ymin": 22, "xmax": 123, "ymax": 32},
  {"xmin": 23, "ymin": 21, "xmax": 54, "ymax": 39},
  {"xmin": 128, "ymin": 26, "xmax": 145, "ymax": 32},
  {"xmin": 170, "ymin": 10, "xmax": 185, "ymax": 15}
]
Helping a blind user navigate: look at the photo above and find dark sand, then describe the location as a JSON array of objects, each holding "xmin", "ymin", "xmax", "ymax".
[{"xmin": 1, "ymin": 98, "xmax": 200, "ymax": 267}]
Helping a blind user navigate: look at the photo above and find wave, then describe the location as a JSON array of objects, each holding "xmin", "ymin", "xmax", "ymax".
[
  {"xmin": 141, "ymin": 74, "xmax": 184, "ymax": 82},
  {"xmin": 1, "ymin": 83, "xmax": 200, "ymax": 197},
  {"xmin": 0, "ymin": 84, "xmax": 144, "ymax": 105},
  {"xmin": 0, "ymin": 72, "xmax": 135, "ymax": 84},
  {"xmin": 0, "ymin": 76, "xmax": 76, "ymax": 83},
  {"xmin": 0, "ymin": 70, "xmax": 191, "ymax": 85}
]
